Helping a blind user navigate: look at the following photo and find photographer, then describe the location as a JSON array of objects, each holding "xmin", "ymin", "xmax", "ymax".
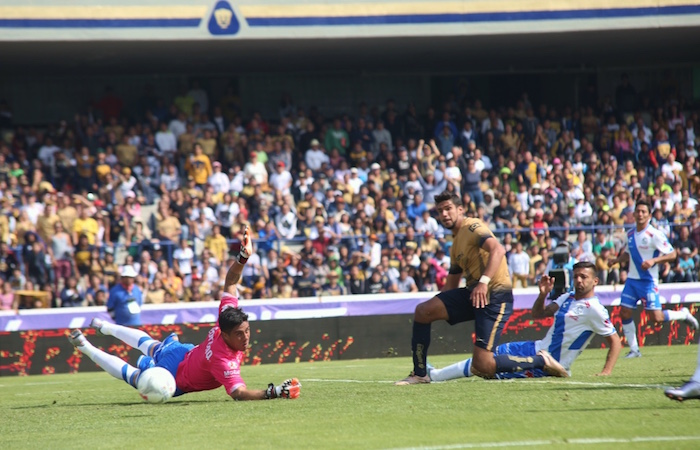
[{"xmin": 546, "ymin": 242, "xmax": 577, "ymax": 298}]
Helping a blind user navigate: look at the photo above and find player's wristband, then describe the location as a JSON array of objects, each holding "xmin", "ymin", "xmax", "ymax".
[
  {"xmin": 264, "ymin": 383, "xmax": 276, "ymax": 399},
  {"xmin": 479, "ymin": 275, "xmax": 491, "ymax": 285},
  {"xmin": 237, "ymin": 253, "xmax": 249, "ymax": 265}
]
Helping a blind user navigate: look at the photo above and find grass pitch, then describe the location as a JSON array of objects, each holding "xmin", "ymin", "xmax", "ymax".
[{"xmin": 2, "ymin": 346, "xmax": 700, "ymax": 449}]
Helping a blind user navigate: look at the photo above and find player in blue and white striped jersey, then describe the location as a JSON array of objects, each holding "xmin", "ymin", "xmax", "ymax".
[
  {"xmin": 429, "ymin": 262, "xmax": 621, "ymax": 381},
  {"xmin": 609, "ymin": 200, "xmax": 698, "ymax": 358}
]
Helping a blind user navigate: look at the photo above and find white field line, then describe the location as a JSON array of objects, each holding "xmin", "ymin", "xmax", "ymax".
[
  {"xmin": 303, "ymin": 378, "xmax": 669, "ymax": 389},
  {"xmin": 0, "ymin": 380, "xmax": 71, "ymax": 387},
  {"xmin": 389, "ymin": 436, "xmax": 700, "ymax": 450}
]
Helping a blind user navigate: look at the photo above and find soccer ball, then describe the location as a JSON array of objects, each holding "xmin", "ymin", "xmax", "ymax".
[{"xmin": 137, "ymin": 367, "xmax": 176, "ymax": 404}]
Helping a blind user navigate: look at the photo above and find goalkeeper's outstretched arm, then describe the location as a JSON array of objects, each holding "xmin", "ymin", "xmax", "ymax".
[
  {"xmin": 223, "ymin": 226, "xmax": 253, "ymax": 297},
  {"xmin": 230, "ymin": 378, "xmax": 302, "ymax": 401}
]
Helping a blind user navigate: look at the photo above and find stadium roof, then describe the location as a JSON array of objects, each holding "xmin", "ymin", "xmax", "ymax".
[{"xmin": 2, "ymin": 26, "xmax": 699, "ymax": 76}]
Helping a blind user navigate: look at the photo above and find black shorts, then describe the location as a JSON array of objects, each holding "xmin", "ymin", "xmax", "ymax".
[{"xmin": 437, "ymin": 287, "xmax": 514, "ymax": 352}]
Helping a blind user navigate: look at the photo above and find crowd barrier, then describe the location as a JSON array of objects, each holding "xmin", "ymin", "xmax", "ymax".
[
  {"xmin": 2, "ymin": 283, "xmax": 699, "ymax": 332},
  {"xmin": 2, "ymin": 284, "xmax": 698, "ymax": 376}
]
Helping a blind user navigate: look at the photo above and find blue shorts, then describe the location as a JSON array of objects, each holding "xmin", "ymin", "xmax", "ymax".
[
  {"xmin": 152, "ymin": 333, "xmax": 195, "ymax": 397},
  {"xmin": 620, "ymin": 279, "xmax": 660, "ymax": 310},
  {"xmin": 494, "ymin": 341, "xmax": 547, "ymax": 379}
]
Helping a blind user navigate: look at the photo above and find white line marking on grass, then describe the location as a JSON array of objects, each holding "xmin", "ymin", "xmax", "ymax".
[
  {"xmin": 0, "ymin": 381, "xmax": 70, "ymax": 387},
  {"xmin": 303, "ymin": 378, "xmax": 667, "ymax": 389},
  {"xmin": 569, "ymin": 436, "xmax": 700, "ymax": 444},
  {"xmin": 389, "ymin": 435, "xmax": 700, "ymax": 449},
  {"xmin": 304, "ymin": 378, "xmax": 395, "ymax": 384}
]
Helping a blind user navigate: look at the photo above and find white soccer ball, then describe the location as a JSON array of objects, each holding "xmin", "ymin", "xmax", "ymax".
[{"xmin": 137, "ymin": 367, "xmax": 176, "ymax": 404}]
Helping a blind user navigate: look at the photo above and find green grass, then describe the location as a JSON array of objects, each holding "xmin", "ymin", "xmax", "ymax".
[{"xmin": 2, "ymin": 346, "xmax": 700, "ymax": 449}]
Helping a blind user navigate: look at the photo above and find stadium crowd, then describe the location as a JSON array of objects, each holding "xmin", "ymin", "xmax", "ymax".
[{"xmin": 0, "ymin": 73, "xmax": 699, "ymax": 310}]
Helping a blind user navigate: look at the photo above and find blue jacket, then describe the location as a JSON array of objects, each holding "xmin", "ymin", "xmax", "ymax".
[{"xmin": 107, "ymin": 284, "xmax": 143, "ymax": 326}]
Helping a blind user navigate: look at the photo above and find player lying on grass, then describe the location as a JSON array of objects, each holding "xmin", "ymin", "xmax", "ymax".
[
  {"xmin": 68, "ymin": 226, "xmax": 301, "ymax": 401},
  {"xmin": 429, "ymin": 262, "xmax": 621, "ymax": 381}
]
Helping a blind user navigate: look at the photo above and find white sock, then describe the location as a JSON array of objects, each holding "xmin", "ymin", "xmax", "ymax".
[
  {"xmin": 430, "ymin": 359, "xmax": 472, "ymax": 382},
  {"xmin": 78, "ymin": 341, "xmax": 139, "ymax": 388},
  {"xmin": 622, "ymin": 320, "xmax": 639, "ymax": 352},
  {"xmin": 664, "ymin": 310, "xmax": 686, "ymax": 322},
  {"xmin": 101, "ymin": 322, "xmax": 159, "ymax": 356}
]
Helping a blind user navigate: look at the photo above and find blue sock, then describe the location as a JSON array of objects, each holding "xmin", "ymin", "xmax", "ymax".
[
  {"xmin": 495, "ymin": 354, "xmax": 545, "ymax": 373},
  {"xmin": 411, "ymin": 322, "xmax": 431, "ymax": 377}
]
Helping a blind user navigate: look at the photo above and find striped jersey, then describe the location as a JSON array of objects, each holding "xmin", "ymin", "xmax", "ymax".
[
  {"xmin": 626, "ymin": 224, "xmax": 674, "ymax": 284},
  {"xmin": 535, "ymin": 293, "xmax": 616, "ymax": 372}
]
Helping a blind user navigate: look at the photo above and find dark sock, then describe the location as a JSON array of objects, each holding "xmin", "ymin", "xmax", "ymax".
[
  {"xmin": 411, "ymin": 321, "xmax": 431, "ymax": 377},
  {"xmin": 494, "ymin": 354, "xmax": 546, "ymax": 374}
]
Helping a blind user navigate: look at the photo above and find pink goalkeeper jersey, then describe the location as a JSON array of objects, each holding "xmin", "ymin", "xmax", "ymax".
[{"xmin": 175, "ymin": 292, "xmax": 246, "ymax": 395}]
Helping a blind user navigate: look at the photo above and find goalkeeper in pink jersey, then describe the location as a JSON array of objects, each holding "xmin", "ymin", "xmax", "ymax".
[{"xmin": 68, "ymin": 227, "xmax": 301, "ymax": 401}]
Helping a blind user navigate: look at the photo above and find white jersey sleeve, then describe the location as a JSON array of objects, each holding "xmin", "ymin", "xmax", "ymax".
[{"xmin": 652, "ymin": 227, "xmax": 674, "ymax": 255}]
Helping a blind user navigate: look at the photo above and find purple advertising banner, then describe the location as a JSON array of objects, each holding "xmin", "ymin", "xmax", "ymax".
[{"xmin": 2, "ymin": 283, "xmax": 700, "ymax": 332}]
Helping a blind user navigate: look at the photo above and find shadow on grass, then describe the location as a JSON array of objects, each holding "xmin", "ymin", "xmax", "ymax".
[{"xmin": 9, "ymin": 397, "xmax": 230, "ymax": 410}]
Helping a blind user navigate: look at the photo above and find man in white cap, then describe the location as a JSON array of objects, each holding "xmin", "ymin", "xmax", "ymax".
[
  {"xmin": 348, "ymin": 167, "xmax": 363, "ymax": 194},
  {"xmin": 305, "ymin": 139, "xmax": 329, "ymax": 172},
  {"xmin": 208, "ymin": 161, "xmax": 230, "ymax": 194},
  {"xmin": 107, "ymin": 265, "xmax": 143, "ymax": 326}
]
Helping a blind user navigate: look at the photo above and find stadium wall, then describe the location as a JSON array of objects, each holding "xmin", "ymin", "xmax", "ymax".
[
  {"xmin": 1, "ymin": 306, "xmax": 696, "ymax": 376},
  {"xmin": 1, "ymin": 285, "xmax": 698, "ymax": 376},
  {"xmin": 1, "ymin": 0, "xmax": 699, "ymax": 41},
  {"xmin": 3, "ymin": 284, "xmax": 699, "ymax": 332}
]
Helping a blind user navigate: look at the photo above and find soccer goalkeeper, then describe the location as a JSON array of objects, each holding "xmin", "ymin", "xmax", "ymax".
[{"xmin": 68, "ymin": 226, "xmax": 301, "ymax": 401}]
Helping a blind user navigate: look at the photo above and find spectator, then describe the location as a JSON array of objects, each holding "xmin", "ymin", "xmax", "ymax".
[
  {"xmin": 0, "ymin": 279, "xmax": 16, "ymax": 311},
  {"xmin": 208, "ymin": 161, "xmax": 230, "ymax": 194},
  {"xmin": 365, "ymin": 269, "xmax": 389, "ymax": 294},
  {"xmin": 676, "ymin": 248, "xmax": 696, "ymax": 282},
  {"xmin": 186, "ymin": 143, "xmax": 213, "ymax": 187},
  {"xmin": 145, "ymin": 278, "xmax": 167, "ymax": 304},
  {"xmin": 321, "ymin": 271, "xmax": 346, "ymax": 296},
  {"xmin": 325, "ymin": 118, "xmax": 350, "ymax": 156},
  {"xmin": 4, "ymin": 78, "xmax": 700, "ymax": 307},
  {"xmin": 372, "ymin": 120, "xmax": 392, "ymax": 154},
  {"xmin": 204, "ymin": 224, "xmax": 228, "ymax": 266},
  {"xmin": 508, "ymin": 241, "xmax": 531, "ymax": 288},
  {"xmin": 154, "ymin": 121, "xmax": 176, "ymax": 157},
  {"xmin": 295, "ymin": 264, "xmax": 318, "ymax": 298},
  {"xmin": 72, "ymin": 203, "xmax": 98, "ymax": 246},
  {"xmin": 59, "ymin": 276, "xmax": 84, "ymax": 307},
  {"xmin": 396, "ymin": 267, "xmax": 418, "ymax": 293}
]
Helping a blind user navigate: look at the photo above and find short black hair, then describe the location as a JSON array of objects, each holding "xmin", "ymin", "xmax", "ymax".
[
  {"xmin": 434, "ymin": 191, "xmax": 462, "ymax": 207},
  {"xmin": 573, "ymin": 261, "xmax": 596, "ymax": 273},
  {"xmin": 635, "ymin": 200, "xmax": 651, "ymax": 212},
  {"xmin": 219, "ymin": 306, "xmax": 249, "ymax": 334}
]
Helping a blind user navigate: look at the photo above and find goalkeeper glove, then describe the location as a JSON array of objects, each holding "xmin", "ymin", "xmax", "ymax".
[
  {"xmin": 265, "ymin": 378, "xmax": 301, "ymax": 399},
  {"xmin": 237, "ymin": 226, "xmax": 251, "ymax": 264}
]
